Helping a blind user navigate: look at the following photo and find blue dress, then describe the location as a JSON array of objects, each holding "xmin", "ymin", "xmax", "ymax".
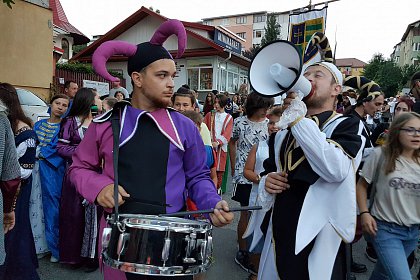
[
  {"xmin": 33, "ymin": 119, "xmax": 65, "ymax": 260},
  {"xmin": 0, "ymin": 126, "xmax": 39, "ymax": 280}
]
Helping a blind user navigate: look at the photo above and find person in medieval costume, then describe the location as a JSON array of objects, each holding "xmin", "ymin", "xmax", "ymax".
[
  {"xmin": 252, "ymin": 33, "xmax": 367, "ymax": 280},
  {"xmin": 32, "ymin": 94, "xmax": 69, "ymax": 262},
  {"xmin": 0, "ymin": 99, "xmax": 21, "ymax": 267},
  {"xmin": 68, "ymin": 19, "xmax": 234, "ymax": 280},
  {"xmin": 203, "ymin": 94, "xmax": 233, "ymax": 190}
]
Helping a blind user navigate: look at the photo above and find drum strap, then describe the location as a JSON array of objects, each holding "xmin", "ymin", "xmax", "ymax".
[{"xmin": 111, "ymin": 107, "xmax": 121, "ymax": 224}]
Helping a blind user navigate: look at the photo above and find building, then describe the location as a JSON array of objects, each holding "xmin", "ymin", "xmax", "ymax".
[
  {"xmin": 202, "ymin": 11, "xmax": 289, "ymax": 52},
  {"xmin": 71, "ymin": 7, "xmax": 251, "ymax": 99},
  {"xmin": 0, "ymin": 0, "xmax": 53, "ymax": 99},
  {"xmin": 391, "ymin": 20, "xmax": 420, "ymax": 66},
  {"xmin": 50, "ymin": 0, "xmax": 89, "ymax": 66},
  {"xmin": 335, "ymin": 58, "xmax": 366, "ymax": 76}
]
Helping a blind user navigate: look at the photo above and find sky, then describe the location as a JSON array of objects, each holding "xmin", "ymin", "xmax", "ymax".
[{"xmin": 59, "ymin": 0, "xmax": 419, "ymax": 63}]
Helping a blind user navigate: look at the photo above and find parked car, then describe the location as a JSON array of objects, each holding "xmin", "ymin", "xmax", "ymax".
[{"xmin": 16, "ymin": 88, "xmax": 49, "ymax": 123}]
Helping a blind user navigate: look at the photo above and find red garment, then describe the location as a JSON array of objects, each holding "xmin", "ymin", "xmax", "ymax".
[
  {"xmin": 203, "ymin": 111, "xmax": 233, "ymax": 172},
  {"xmin": 0, "ymin": 178, "xmax": 20, "ymax": 212}
]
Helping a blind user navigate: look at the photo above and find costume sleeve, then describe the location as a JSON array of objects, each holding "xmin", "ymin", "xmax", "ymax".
[
  {"xmin": 68, "ymin": 123, "xmax": 113, "ymax": 203},
  {"xmin": 216, "ymin": 115, "xmax": 233, "ymax": 146},
  {"xmin": 1, "ymin": 116, "xmax": 21, "ymax": 212},
  {"xmin": 203, "ymin": 112, "xmax": 212, "ymax": 138},
  {"xmin": 370, "ymin": 123, "xmax": 387, "ymax": 147},
  {"xmin": 16, "ymin": 135, "xmax": 36, "ymax": 180},
  {"xmin": 184, "ymin": 127, "xmax": 221, "ymax": 211},
  {"xmin": 292, "ymin": 116, "xmax": 364, "ymax": 183},
  {"xmin": 57, "ymin": 118, "xmax": 77, "ymax": 160},
  {"xmin": 261, "ymin": 134, "xmax": 277, "ymax": 176}
]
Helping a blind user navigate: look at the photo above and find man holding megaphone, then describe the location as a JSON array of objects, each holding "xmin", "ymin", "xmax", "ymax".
[{"xmin": 250, "ymin": 33, "xmax": 366, "ymax": 280}]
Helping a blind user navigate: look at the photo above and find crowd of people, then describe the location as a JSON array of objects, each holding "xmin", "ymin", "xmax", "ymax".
[{"xmin": 0, "ymin": 20, "xmax": 419, "ymax": 280}]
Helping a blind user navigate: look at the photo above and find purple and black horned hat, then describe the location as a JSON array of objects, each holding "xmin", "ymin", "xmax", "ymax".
[{"xmin": 92, "ymin": 19, "xmax": 187, "ymax": 82}]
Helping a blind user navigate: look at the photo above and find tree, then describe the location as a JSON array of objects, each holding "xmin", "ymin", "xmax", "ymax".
[
  {"xmin": 242, "ymin": 45, "xmax": 260, "ymax": 60},
  {"xmin": 363, "ymin": 53, "xmax": 386, "ymax": 82},
  {"xmin": 363, "ymin": 53, "xmax": 403, "ymax": 97},
  {"xmin": 260, "ymin": 13, "xmax": 281, "ymax": 47},
  {"xmin": 400, "ymin": 64, "xmax": 420, "ymax": 88},
  {"xmin": 73, "ymin": 44, "xmax": 88, "ymax": 55},
  {"xmin": 2, "ymin": 0, "xmax": 15, "ymax": 8}
]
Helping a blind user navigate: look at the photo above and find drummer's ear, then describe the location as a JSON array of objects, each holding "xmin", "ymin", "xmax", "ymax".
[{"xmin": 131, "ymin": 71, "xmax": 143, "ymax": 88}]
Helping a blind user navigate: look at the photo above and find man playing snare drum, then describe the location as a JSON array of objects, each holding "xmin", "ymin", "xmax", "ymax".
[{"xmin": 69, "ymin": 19, "xmax": 233, "ymax": 280}]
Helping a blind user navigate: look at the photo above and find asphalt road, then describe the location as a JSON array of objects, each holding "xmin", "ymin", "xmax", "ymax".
[{"xmin": 37, "ymin": 176, "xmax": 419, "ymax": 280}]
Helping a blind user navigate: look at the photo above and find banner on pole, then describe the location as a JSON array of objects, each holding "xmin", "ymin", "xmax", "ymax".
[{"xmin": 288, "ymin": 6, "xmax": 328, "ymax": 58}]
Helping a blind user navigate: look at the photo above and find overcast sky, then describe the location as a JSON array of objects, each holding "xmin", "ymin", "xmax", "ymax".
[{"xmin": 60, "ymin": 0, "xmax": 419, "ymax": 63}]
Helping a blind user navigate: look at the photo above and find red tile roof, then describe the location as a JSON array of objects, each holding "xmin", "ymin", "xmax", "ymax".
[
  {"xmin": 335, "ymin": 58, "xmax": 366, "ymax": 68},
  {"xmin": 49, "ymin": 0, "xmax": 89, "ymax": 45},
  {"xmin": 71, "ymin": 6, "xmax": 250, "ymax": 68}
]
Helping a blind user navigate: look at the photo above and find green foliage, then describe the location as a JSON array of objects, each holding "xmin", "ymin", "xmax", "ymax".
[
  {"xmin": 260, "ymin": 13, "xmax": 281, "ymax": 47},
  {"xmin": 362, "ymin": 53, "xmax": 420, "ymax": 97},
  {"xmin": 56, "ymin": 62, "xmax": 123, "ymax": 78},
  {"xmin": 2, "ymin": 0, "xmax": 15, "ymax": 9},
  {"xmin": 242, "ymin": 45, "xmax": 260, "ymax": 60},
  {"xmin": 72, "ymin": 44, "xmax": 88, "ymax": 55},
  {"xmin": 400, "ymin": 64, "xmax": 420, "ymax": 88}
]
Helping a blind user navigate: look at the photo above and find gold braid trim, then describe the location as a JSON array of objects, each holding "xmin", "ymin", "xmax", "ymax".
[
  {"xmin": 343, "ymin": 76, "xmax": 382, "ymax": 98},
  {"xmin": 310, "ymin": 32, "xmax": 334, "ymax": 62},
  {"xmin": 11, "ymin": 186, "xmax": 21, "ymax": 212}
]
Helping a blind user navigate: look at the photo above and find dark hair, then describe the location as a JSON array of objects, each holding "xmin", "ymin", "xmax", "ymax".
[
  {"xmin": 268, "ymin": 106, "xmax": 283, "ymax": 117},
  {"xmin": 67, "ymin": 88, "xmax": 95, "ymax": 122},
  {"xmin": 64, "ymin": 80, "xmax": 76, "ymax": 89},
  {"xmin": 115, "ymin": 91, "xmax": 125, "ymax": 98},
  {"xmin": 171, "ymin": 85, "xmax": 195, "ymax": 106},
  {"xmin": 0, "ymin": 83, "xmax": 33, "ymax": 132},
  {"xmin": 181, "ymin": 84, "xmax": 190, "ymax": 90},
  {"xmin": 171, "ymin": 91, "xmax": 196, "ymax": 107},
  {"xmin": 215, "ymin": 93, "xmax": 228, "ymax": 108},
  {"xmin": 356, "ymin": 92, "xmax": 383, "ymax": 107},
  {"xmin": 182, "ymin": 110, "xmax": 203, "ymax": 126},
  {"xmin": 245, "ymin": 92, "xmax": 274, "ymax": 117},
  {"xmin": 203, "ymin": 92, "xmax": 215, "ymax": 114},
  {"xmin": 211, "ymin": 89, "xmax": 219, "ymax": 95},
  {"xmin": 51, "ymin": 94, "xmax": 69, "ymax": 104}
]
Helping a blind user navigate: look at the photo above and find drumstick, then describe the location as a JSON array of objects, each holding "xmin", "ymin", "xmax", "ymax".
[{"xmin": 159, "ymin": 206, "xmax": 262, "ymax": 217}]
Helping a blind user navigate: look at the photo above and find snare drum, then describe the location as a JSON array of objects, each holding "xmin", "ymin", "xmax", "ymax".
[{"xmin": 102, "ymin": 214, "xmax": 213, "ymax": 276}]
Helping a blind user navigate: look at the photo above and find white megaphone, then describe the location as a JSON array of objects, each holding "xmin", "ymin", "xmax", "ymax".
[{"xmin": 249, "ymin": 40, "xmax": 315, "ymax": 99}]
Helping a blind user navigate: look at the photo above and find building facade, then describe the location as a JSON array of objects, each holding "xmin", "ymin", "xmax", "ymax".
[
  {"xmin": 391, "ymin": 20, "xmax": 420, "ymax": 66},
  {"xmin": 202, "ymin": 11, "xmax": 289, "ymax": 52},
  {"xmin": 71, "ymin": 7, "xmax": 250, "ymax": 100},
  {"xmin": 0, "ymin": 0, "xmax": 53, "ymax": 99},
  {"xmin": 335, "ymin": 58, "xmax": 366, "ymax": 76}
]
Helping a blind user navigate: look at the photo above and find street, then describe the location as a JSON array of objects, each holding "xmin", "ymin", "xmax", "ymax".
[{"xmin": 37, "ymin": 182, "xmax": 419, "ymax": 280}]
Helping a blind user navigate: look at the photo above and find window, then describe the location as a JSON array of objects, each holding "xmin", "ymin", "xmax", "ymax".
[
  {"xmin": 203, "ymin": 20, "xmax": 213, "ymax": 26},
  {"xmin": 221, "ymin": 18, "xmax": 229, "ymax": 26},
  {"xmin": 253, "ymin": 14, "xmax": 266, "ymax": 23},
  {"xmin": 253, "ymin": 30, "xmax": 264, "ymax": 38},
  {"xmin": 413, "ymin": 42, "xmax": 420, "ymax": 51},
  {"xmin": 61, "ymin": 38, "xmax": 69, "ymax": 60},
  {"xmin": 187, "ymin": 68, "xmax": 213, "ymax": 91},
  {"xmin": 236, "ymin": 32, "xmax": 246, "ymax": 39},
  {"xmin": 236, "ymin": 16, "xmax": 247, "ymax": 24}
]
